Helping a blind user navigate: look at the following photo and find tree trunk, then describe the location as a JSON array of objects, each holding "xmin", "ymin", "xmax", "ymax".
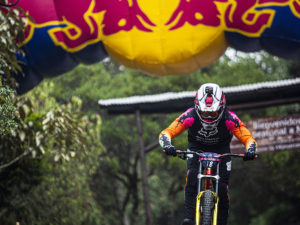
[{"xmin": 135, "ymin": 110, "xmax": 153, "ymax": 225}]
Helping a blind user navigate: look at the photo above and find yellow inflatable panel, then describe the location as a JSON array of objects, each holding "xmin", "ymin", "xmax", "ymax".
[{"xmin": 102, "ymin": 0, "xmax": 228, "ymax": 75}]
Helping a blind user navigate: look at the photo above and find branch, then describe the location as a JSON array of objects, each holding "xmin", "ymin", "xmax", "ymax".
[
  {"xmin": 0, "ymin": 149, "xmax": 30, "ymax": 170},
  {"xmin": 121, "ymin": 188, "xmax": 131, "ymax": 212},
  {"xmin": 112, "ymin": 173, "xmax": 129, "ymax": 187},
  {"xmin": 145, "ymin": 141, "xmax": 159, "ymax": 153}
]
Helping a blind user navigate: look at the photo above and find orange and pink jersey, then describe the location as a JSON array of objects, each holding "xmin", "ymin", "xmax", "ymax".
[{"xmin": 159, "ymin": 107, "xmax": 257, "ymax": 153}]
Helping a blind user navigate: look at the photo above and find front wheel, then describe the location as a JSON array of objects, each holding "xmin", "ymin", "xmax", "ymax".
[{"xmin": 200, "ymin": 190, "xmax": 215, "ymax": 225}]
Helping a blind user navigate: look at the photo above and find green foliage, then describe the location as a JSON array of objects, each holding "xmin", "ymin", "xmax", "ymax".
[
  {"xmin": 0, "ymin": 2, "xmax": 25, "ymax": 135},
  {"xmin": 5, "ymin": 155, "xmax": 104, "ymax": 225},
  {"xmin": 0, "ymin": 85, "xmax": 17, "ymax": 134},
  {"xmin": 0, "ymin": 81, "xmax": 105, "ymax": 224},
  {"xmin": 204, "ymin": 51, "xmax": 290, "ymax": 86},
  {"xmin": 50, "ymin": 51, "xmax": 295, "ymax": 111},
  {"xmin": 0, "ymin": 3, "xmax": 105, "ymax": 224},
  {"xmin": 229, "ymin": 151, "xmax": 300, "ymax": 225},
  {"xmin": 148, "ymin": 150, "xmax": 186, "ymax": 225},
  {"xmin": 0, "ymin": 2, "xmax": 25, "ymax": 78},
  {"xmin": 0, "ymin": 150, "xmax": 104, "ymax": 225},
  {"xmin": 0, "ymin": 83, "xmax": 88, "ymax": 168}
]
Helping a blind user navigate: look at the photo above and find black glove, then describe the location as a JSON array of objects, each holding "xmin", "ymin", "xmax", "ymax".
[
  {"xmin": 163, "ymin": 145, "xmax": 177, "ymax": 156},
  {"xmin": 244, "ymin": 143, "xmax": 257, "ymax": 161}
]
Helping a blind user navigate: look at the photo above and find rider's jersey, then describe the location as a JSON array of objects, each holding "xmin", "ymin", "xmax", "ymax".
[{"xmin": 159, "ymin": 107, "xmax": 257, "ymax": 153}]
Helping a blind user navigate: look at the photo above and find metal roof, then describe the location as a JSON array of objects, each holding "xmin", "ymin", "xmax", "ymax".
[{"xmin": 98, "ymin": 78, "xmax": 300, "ymax": 114}]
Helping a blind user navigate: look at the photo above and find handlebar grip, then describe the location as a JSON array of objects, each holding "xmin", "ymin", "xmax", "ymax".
[
  {"xmin": 176, "ymin": 150, "xmax": 188, "ymax": 160},
  {"xmin": 176, "ymin": 150, "xmax": 185, "ymax": 154}
]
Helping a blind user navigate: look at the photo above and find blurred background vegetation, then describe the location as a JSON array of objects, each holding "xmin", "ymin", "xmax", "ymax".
[{"xmin": 1, "ymin": 2, "xmax": 300, "ymax": 225}]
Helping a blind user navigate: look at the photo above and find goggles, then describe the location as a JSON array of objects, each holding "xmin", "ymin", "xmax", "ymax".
[{"xmin": 200, "ymin": 111, "xmax": 219, "ymax": 120}]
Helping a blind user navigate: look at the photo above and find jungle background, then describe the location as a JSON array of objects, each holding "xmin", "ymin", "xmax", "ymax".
[{"xmin": 1, "ymin": 3, "xmax": 300, "ymax": 225}]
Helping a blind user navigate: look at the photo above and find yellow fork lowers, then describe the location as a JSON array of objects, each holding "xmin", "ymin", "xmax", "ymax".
[{"xmin": 195, "ymin": 191, "xmax": 219, "ymax": 225}]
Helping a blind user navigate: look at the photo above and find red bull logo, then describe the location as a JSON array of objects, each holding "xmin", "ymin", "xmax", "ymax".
[
  {"xmin": 18, "ymin": 0, "xmax": 300, "ymax": 75},
  {"xmin": 100, "ymin": 0, "xmax": 156, "ymax": 35},
  {"xmin": 22, "ymin": 0, "xmax": 156, "ymax": 52},
  {"xmin": 21, "ymin": 0, "xmax": 300, "ymax": 51},
  {"xmin": 223, "ymin": 0, "xmax": 300, "ymax": 36},
  {"xmin": 165, "ymin": 0, "xmax": 228, "ymax": 30},
  {"xmin": 165, "ymin": 0, "xmax": 300, "ymax": 36}
]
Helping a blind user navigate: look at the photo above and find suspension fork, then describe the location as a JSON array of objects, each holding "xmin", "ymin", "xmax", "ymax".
[
  {"xmin": 196, "ymin": 160, "xmax": 221, "ymax": 225},
  {"xmin": 197, "ymin": 161, "xmax": 220, "ymax": 195},
  {"xmin": 197, "ymin": 160, "xmax": 202, "ymax": 194}
]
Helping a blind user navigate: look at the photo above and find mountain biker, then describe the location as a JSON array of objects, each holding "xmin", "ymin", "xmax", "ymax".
[{"xmin": 159, "ymin": 83, "xmax": 257, "ymax": 225}]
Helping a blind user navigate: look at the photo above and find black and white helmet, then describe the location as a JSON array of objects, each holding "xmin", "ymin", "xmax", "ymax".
[{"xmin": 194, "ymin": 83, "xmax": 226, "ymax": 130}]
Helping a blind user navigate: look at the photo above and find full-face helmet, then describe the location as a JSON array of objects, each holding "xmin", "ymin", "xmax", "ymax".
[{"xmin": 194, "ymin": 83, "xmax": 226, "ymax": 130}]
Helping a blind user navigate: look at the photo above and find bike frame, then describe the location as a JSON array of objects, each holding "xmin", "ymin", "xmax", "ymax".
[
  {"xmin": 177, "ymin": 151, "xmax": 250, "ymax": 225},
  {"xmin": 196, "ymin": 152, "xmax": 222, "ymax": 225}
]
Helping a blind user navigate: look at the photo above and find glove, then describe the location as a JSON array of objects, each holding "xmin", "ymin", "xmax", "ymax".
[
  {"xmin": 163, "ymin": 145, "xmax": 177, "ymax": 156},
  {"xmin": 244, "ymin": 143, "xmax": 257, "ymax": 161}
]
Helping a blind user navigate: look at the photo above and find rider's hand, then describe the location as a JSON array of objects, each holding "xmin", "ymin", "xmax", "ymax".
[
  {"xmin": 163, "ymin": 145, "xmax": 177, "ymax": 156},
  {"xmin": 244, "ymin": 144, "xmax": 257, "ymax": 161}
]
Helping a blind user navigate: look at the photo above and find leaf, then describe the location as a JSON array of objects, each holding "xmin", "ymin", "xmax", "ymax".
[
  {"xmin": 35, "ymin": 133, "xmax": 41, "ymax": 146},
  {"xmin": 19, "ymin": 130, "xmax": 25, "ymax": 141},
  {"xmin": 54, "ymin": 154, "xmax": 60, "ymax": 162},
  {"xmin": 58, "ymin": 117, "xmax": 64, "ymax": 123},
  {"xmin": 39, "ymin": 146, "xmax": 45, "ymax": 154},
  {"xmin": 31, "ymin": 150, "xmax": 36, "ymax": 158},
  {"xmin": 22, "ymin": 104, "xmax": 29, "ymax": 115},
  {"xmin": 18, "ymin": 105, "xmax": 25, "ymax": 120},
  {"xmin": 65, "ymin": 154, "xmax": 70, "ymax": 161},
  {"xmin": 42, "ymin": 116, "xmax": 50, "ymax": 125},
  {"xmin": 46, "ymin": 111, "xmax": 54, "ymax": 121},
  {"xmin": 10, "ymin": 129, "xmax": 16, "ymax": 137},
  {"xmin": 42, "ymin": 124, "xmax": 48, "ymax": 131}
]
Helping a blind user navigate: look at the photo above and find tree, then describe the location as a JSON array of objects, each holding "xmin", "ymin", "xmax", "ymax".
[
  {"xmin": 0, "ymin": 82, "xmax": 88, "ymax": 171},
  {"xmin": 0, "ymin": 81, "xmax": 105, "ymax": 224},
  {"xmin": 0, "ymin": 85, "xmax": 17, "ymax": 134},
  {"xmin": 1, "ymin": 2, "xmax": 106, "ymax": 224},
  {"xmin": 229, "ymin": 150, "xmax": 300, "ymax": 225},
  {"xmin": 0, "ymin": 0, "xmax": 25, "ymax": 78},
  {"xmin": 0, "ymin": 0, "xmax": 25, "ymax": 134}
]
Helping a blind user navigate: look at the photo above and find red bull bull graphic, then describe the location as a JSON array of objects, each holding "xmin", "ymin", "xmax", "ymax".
[
  {"xmin": 2, "ymin": 0, "xmax": 300, "ymax": 93},
  {"xmin": 166, "ymin": 0, "xmax": 300, "ymax": 36},
  {"xmin": 165, "ymin": 0, "xmax": 228, "ymax": 30},
  {"xmin": 223, "ymin": 0, "xmax": 300, "ymax": 36},
  {"xmin": 22, "ymin": 0, "xmax": 156, "ymax": 52},
  {"xmin": 100, "ymin": 0, "xmax": 156, "ymax": 35}
]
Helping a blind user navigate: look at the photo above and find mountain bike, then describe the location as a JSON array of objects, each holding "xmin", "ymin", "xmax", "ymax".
[{"xmin": 176, "ymin": 150, "xmax": 257, "ymax": 225}]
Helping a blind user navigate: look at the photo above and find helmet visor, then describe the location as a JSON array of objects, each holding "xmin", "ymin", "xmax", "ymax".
[{"xmin": 200, "ymin": 111, "xmax": 219, "ymax": 120}]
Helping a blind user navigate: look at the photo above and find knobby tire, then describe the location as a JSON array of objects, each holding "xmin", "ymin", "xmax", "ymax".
[{"xmin": 201, "ymin": 190, "xmax": 214, "ymax": 225}]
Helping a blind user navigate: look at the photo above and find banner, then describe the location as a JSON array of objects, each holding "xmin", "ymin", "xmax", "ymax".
[{"xmin": 230, "ymin": 115, "xmax": 300, "ymax": 154}]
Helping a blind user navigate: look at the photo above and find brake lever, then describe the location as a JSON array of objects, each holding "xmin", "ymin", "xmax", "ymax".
[
  {"xmin": 178, "ymin": 154, "xmax": 187, "ymax": 160},
  {"xmin": 176, "ymin": 150, "xmax": 187, "ymax": 160}
]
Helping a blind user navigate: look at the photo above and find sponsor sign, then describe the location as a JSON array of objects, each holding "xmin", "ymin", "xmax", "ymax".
[{"xmin": 230, "ymin": 115, "xmax": 300, "ymax": 153}]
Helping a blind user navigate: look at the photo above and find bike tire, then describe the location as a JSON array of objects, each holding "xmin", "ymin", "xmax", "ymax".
[{"xmin": 201, "ymin": 190, "xmax": 214, "ymax": 225}]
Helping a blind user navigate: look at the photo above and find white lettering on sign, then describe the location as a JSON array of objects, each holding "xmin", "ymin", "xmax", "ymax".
[
  {"xmin": 253, "ymin": 118, "xmax": 300, "ymax": 130},
  {"xmin": 252, "ymin": 127, "xmax": 287, "ymax": 138},
  {"xmin": 296, "ymin": 125, "xmax": 300, "ymax": 134},
  {"xmin": 231, "ymin": 115, "xmax": 300, "ymax": 154}
]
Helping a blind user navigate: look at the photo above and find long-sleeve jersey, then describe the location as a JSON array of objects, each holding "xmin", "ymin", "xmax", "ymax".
[{"xmin": 159, "ymin": 107, "xmax": 257, "ymax": 153}]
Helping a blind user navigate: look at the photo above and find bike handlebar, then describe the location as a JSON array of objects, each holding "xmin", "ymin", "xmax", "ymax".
[{"xmin": 176, "ymin": 150, "xmax": 258, "ymax": 159}]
